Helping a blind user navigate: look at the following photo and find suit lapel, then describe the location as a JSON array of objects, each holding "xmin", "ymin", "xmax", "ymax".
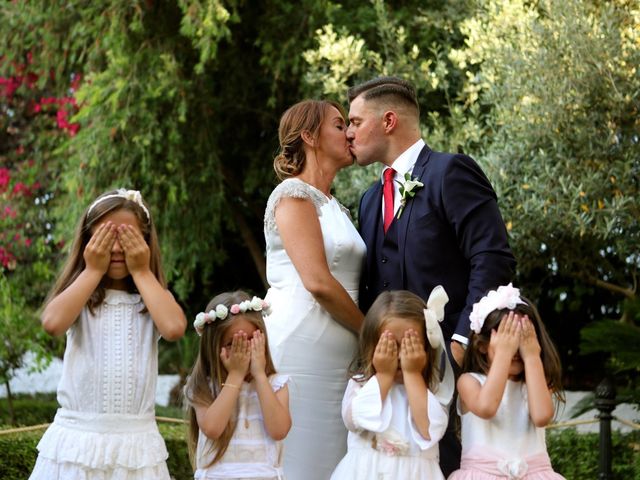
[{"xmin": 397, "ymin": 145, "xmax": 432, "ymax": 281}]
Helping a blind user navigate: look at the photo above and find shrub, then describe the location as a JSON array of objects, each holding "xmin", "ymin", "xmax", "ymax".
[
  {"xmin": 548, "ymin": 429, "xmax": 640, "ymax": 479},
  {"xmin": 0, "ymin": 394, "xmax": 192, "ymax": 478}
]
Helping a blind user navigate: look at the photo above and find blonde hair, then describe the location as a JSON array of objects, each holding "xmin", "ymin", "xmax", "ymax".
[
  {"xmin": 44, "ymin": 189, "xmax": 165, "ymax": 314},
  {"xmin": 273, "ymin": 99, "xmax": 346, "ymax": 180},
  {"xmin": 351, "ymin": 291, "xmax": 436, "ymax": 388},
  {"xmin": 462, "ymin": 296, "xmax": 565, "ymax": 403},
  {"xmin": 184, "ymin": 291, "xmax": 277, "ymax": 468}
]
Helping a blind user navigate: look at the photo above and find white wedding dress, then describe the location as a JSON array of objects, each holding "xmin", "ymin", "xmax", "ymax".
[{"xmin": 263, "ymin": 178, "xmax": 366, "ymax": 480}]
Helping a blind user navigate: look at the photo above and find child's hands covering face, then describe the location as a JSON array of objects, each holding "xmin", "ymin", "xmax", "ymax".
[
  {"xmin": 400, "ymin": 329, "xmax": 427, "ymax": 375},
  {"xmin": 84, "ymin": 222, "xmax": 116, "ymax": 274},
  {"xmin": 249, "ymin": 330, "xmax": 267, "ymax": 379},
  {"xmin": 491, "ymin": 311, "xmax": 521, "ymax": 358},
  {"xmin": 373, "ymin": 331, "xmax": 398, "ymax": 378},
  {"xmin": 519, "ymin": 315, "xmax": 541, "ymax": 361},
  {"xmin": 220, "ymin": 332, "xmax": 251, "ymax": 377},
  {"xmin": 117, "ymin": 224, "xmax": 150, "ymax": 274}
]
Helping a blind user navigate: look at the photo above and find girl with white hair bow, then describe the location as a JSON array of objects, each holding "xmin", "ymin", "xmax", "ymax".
[{"xmin": 330, "ymin": 287, "xmax": 455, "ymax": 480}]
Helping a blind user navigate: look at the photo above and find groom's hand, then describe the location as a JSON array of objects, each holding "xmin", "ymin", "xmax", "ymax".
[{"xmin": 451, "ymin": 341, "xmax": 465, "ymax": 367}]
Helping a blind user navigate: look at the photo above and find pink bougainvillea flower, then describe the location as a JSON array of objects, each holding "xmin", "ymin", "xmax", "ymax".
[
  {"xmin": 0, "ymin": 168, "xmax": 10, "ymax": 190},
  {"xmin": 12, "ymin": 182, "xmax": 31, "ymax": 196}
]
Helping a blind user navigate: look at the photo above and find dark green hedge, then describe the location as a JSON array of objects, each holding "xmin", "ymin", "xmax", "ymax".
[
  {"xmin": 0, "ymin": 395, "xmax": 192, "ymax": 479},
  {"xmin": 0, "ymin": 424, "xmax": 192, "ymax": 480},
  {"xmin": 547, "ymin": 429, "xmax": 640, "ymax": 479}
]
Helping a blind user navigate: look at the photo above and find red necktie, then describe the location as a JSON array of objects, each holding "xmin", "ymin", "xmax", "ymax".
[{"xmin": 383, "ymin": 168, "xmax": 395, "ymax": 233}]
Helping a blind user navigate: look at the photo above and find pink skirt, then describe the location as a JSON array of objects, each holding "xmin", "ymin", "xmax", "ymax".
[{"xmin": 447, "ymin": 451, "xmax": 565, "ymax": 480}]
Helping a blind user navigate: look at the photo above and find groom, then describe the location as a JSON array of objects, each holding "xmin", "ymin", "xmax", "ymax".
[{"xmin": 347, "ymin": 76, "xmax": 516, "ymax": 476}]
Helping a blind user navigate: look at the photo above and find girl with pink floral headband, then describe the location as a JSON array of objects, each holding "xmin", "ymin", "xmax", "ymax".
[
  {"xmin": 184, "ymin": 290, "xmax": 291, "ymax": 480},
  {"xmin": 331, "ymin": 288, "xmax": 455, "ymax": 480},
  {"xmin": 449, "ymin": 284, "xmax": 565, "ymax": 480}
]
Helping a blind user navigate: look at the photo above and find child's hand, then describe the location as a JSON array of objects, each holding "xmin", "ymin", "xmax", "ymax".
[
  {"xmin": 250, "ymin": 330, "xmax": 267, "ymax": 379},
  {"xmin": 220, "ymin": 332, "xmax": 251, "ymax": 378},
  {"xmin": 400, "ymin": 329, "xmax": 427, "ymax": 375},
  {"xmin": 84, "ymin": 222, "xmax": 116, "ymax": 274},
  {"xmin": 490, "ymin": 311, "xmax": 521, "ymax": 358},
  {"xmin": 373, "ymin": 331, "xmax": 398, "ymax": 379},
  {"xmin": 519, "ymin": 315, "xmax": 541, "ymax": 361},
  {"xmin": 117, "ymin": 224, "xmax": 150, "ymax": 275}
]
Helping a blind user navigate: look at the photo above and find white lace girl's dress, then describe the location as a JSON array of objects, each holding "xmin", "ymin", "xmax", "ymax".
[
  {"xmin": 30, "ymin": 290, "xmax": 170, "ymax": 480},
  {"xmin": 448, "ymin": 373, "xmax": 565, "ymax": 480},
  {"xmin": 263, "ymin": 178, "xmax": 365, "ymax": 480},
  {"xmin": 192, "ymin": 374, "xmax": 290, "ymax": 480},
  {"xmin": 330, "ymin": 376, "xmax": 449, "ymax": 480}
]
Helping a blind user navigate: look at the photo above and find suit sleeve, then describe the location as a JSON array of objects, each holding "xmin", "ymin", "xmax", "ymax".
[{"xmin": 441, "ymin": 154, "xmax": 516, "ymax": 339}]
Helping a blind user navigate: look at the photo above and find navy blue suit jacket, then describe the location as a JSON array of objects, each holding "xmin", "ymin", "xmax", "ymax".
[{"xmin": 358, "ymin": 145, "xmax": 516, "ymax": 342}]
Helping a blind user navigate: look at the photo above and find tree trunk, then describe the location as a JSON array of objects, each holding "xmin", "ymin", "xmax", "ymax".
[
  {"xmin": 4, "ymin": 380, "xmax": 16, "ymax": 426},
  {"xmin": 580, "ymin": 274, "xmax": 636, "ymax": 300},
  {"xmin": 232, "ymin": 208, "xmax": 268, "ymax": 289}
]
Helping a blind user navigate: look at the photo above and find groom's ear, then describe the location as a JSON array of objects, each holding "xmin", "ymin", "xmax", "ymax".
[
  {"xmin": 301, "ymin": 130, "xmax": 315, "ymax": 147},
  {"xmin": 382, "ymin": 111, "xmax": 398, "ymax": 134}
]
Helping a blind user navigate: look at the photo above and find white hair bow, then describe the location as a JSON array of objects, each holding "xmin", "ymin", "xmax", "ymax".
[
  {"xmin": 87, "ymin": 188, "xmax": 151, "ymax": 220},
  {"xmin": 423, "ymin": 285, "xmax": 455, "ymax": 406}
]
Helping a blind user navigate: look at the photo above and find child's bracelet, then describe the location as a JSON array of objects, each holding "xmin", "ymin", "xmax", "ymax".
[{"xmin": 222, "ymin": 383, "xmax": 240, "ymax": 390}]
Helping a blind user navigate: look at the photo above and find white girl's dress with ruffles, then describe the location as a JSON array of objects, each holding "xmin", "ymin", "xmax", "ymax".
[
  {"xmin": 30, "ymin": 290, "xmax": 170, "ymax": 480},
  {"xmin": 192, "ymin": 374, "xmax": 290, "ymax": 480},
  {"xmin": 263, "ymin": 178, "xmax": 365, "ymax": 480},
  {"xmin": 330, "ymin": 376, "xmax": 449, "ymax": 480},
  {"xmin": 448, "ymin": 373, "xmax": 565, "ymax": 480}
]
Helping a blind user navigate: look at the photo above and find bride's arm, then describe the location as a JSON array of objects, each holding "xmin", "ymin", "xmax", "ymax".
[{"xmin": 275, "ymin": 197, "xmax": 364, "ymax": 333}]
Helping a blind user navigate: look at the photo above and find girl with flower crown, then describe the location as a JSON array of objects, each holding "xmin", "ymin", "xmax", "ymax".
[
  {"xmin": 330, "ymin": 288, "xmax": 456, "ymax": 480},
  {"xmin": 31, "ymin": 189, "xmax": 187, "ymax": 480},
  {"xmin": 448, "ymin": 284, "xmax": 565, "ymax": 480},
  {"xmin": 184, "ymin": 291, "xmax": 291, "ymax": 480}
]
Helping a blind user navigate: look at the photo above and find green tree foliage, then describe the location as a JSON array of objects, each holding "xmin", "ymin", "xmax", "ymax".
[
  {"xmin": 0, "ymin": 52, "xmax": 68, "ymax": 418},
  {"xmin": 2, "ymin": 0, "xmax": 638, "ymax": 389},
  {"xmin": 0, "ymin": 0, "xmax": 346, "ymax": 306},
  {"xmin": 450, "ymin": 0, "xmax": 639, "ymax": 304},
  {"xmin": 580, "ymin": 297, "xmax": 640, "ymax": 406},
  {"xmin": 0, "ymin": 0, "xmax": 370, "ymax": 387},
  {"xmin": 0, "ymin": 275, "xmax": 51, "ymax": 425},
  {"xmin": 303, "ymin": 0, "xmax": 639, "ymax": 385}
]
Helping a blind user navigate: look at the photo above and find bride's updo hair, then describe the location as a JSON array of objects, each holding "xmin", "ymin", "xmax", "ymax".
[{"xmin": 274, "ymin": 99, "xmax": 346, "ymax": 181}]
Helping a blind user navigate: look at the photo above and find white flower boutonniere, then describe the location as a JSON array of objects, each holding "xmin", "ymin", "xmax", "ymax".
[{"xmin": 396, "ymin": 172, "xmax": 424, "ymax": 219}]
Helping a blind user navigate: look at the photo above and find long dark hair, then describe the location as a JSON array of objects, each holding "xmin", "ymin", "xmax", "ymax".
[{"xmin": 462, "ymin": 297, "xmax": 564, "ymax": 403}]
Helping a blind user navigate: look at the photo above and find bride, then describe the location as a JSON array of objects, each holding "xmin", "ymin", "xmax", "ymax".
[{"xmin": 263, "ymin": 99, "xmax": 365, "ymax": 479}]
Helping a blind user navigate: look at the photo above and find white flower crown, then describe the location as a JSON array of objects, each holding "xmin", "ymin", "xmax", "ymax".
[
  {"xmin": 193, "ymin": 296, "xmax": 271, "ymax": 336},
  {"xmin": 87, "ymin": 188, "xmax": 150, "ymax": 221},
  {"xmin": 469, "ymin": 283, "xmax": 526, "ymax": 334}
]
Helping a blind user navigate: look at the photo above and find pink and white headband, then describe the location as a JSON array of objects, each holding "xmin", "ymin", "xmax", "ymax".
[
  {"xmin": 193, "ymin": 296, "xmax": 271, "ymax": 336},
  {"xmin": 87, "ymin": 188, "xmax": 150, "ymax": 221},
  {"xmin": 469, "ymin": 283, "xmax": 526, "ymax": 334}
]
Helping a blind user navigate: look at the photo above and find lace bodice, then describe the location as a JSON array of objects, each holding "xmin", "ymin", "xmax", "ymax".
[
  {"xmin": 264, "ymin": 178, "xmax": 352, "ymax": 231},
  {"xmin": 56, "ymin": 289, "xmax": 159, "ymax": 415},
  {"xmin": 264, "ymin": 178, "xmax": 364, "ymax": 294}
]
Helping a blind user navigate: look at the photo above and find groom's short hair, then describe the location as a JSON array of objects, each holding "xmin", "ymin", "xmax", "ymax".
[{"xmin": 347, "ymin": 76, "xmax": 419, "ymax": 116}]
